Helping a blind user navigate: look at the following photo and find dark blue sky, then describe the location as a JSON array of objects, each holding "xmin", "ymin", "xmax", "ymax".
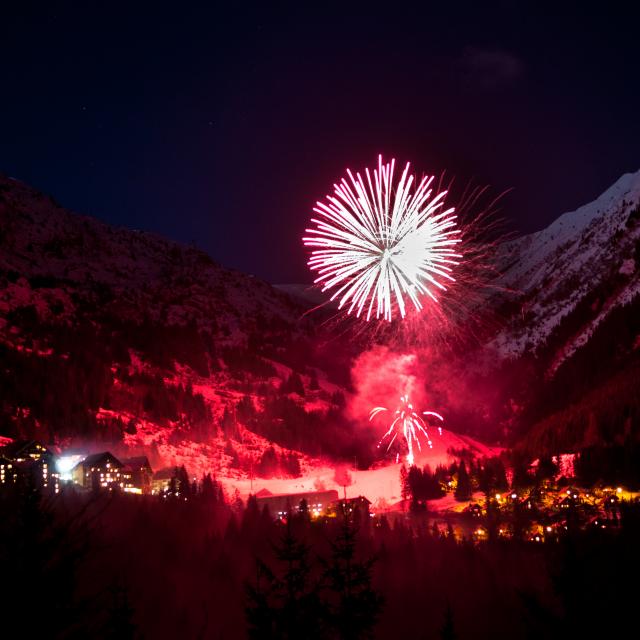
[{"xmin": 2, "ymin": 2, "xmax": 639, "ymax": 282}]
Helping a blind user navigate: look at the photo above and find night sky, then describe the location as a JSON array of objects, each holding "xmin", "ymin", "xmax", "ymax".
[{"xmin": 2, "ymin": 2, "xmax": 639, "ymax": 283}]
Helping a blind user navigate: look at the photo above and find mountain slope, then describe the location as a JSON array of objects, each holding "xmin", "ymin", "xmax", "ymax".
[
  {"xmin": 492, "ymin": 169, "xmax": 640, "ymax": 363},
  {"xmin": 0, "ymin": 174, "xmax": 307, "ymax": 340},
  {"xmin": 486, "ymin": 169, "xmax": 640, "ymax": 454},
  {"xmin": 0, "ymin": 174, "xmax": 363, "ymax": 473},
  {"xmin": 2, "ymin": 167, "xmax": 639, "ymax": 469}
]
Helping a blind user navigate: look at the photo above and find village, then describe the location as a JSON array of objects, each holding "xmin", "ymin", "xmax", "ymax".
[{"xmin": 1, "ymin": 438, "xmax": 634, "ymax": 543}]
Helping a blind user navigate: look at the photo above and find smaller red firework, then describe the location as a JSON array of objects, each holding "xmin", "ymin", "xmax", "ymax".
[{"xmin": 370, "ymin": 394, "xmax": 443, "ymax": 466}]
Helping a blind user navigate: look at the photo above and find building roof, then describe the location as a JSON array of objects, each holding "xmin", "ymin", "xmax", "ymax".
[
  {"xmin": 256, "ymin": 489, "xmax": 340, "ymax": 511},
  {"xmin": 153, "ymin": 467, "xmax": 176, "ymax": 480},
  {"xmin": 74, "ymin": 451, "xmax": 123, "ymax": 471},
  {"xmin": 1, "ymin": 439, "xmax": 52, "ymax": 461},
  {"xmin": 335, "ymin": 495, "xmax": 371, "ymax": 505},
  {"xmin": 122, "ymin": 456, "xmax": 152, "ymax": 471}
]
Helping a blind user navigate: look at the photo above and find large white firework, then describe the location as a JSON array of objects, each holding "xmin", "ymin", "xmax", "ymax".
[{"xmin": 303, "ymin": 155, "xmax": 462, "ymax": 321}]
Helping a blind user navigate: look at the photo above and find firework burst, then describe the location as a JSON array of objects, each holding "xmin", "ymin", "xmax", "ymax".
[
  {"xmin": 369, "ymin": 395, "xmax": 443, "ymax": 466},
  {"xmin": 303, "ymin": 155, "xmax": 462, "ymax": 321}
]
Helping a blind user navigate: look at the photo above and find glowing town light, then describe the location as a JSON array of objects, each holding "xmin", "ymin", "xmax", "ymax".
[
  {"xmin": 56, "ymin": 454, "xmax": 84, "ymax": 481},
  {"xmin": 303, "ymin": 155, "xmax": 461, "ymax": 321},
  {"xmin": 369, "ymin": 394, "xmax": 443, "ymax": 466}
]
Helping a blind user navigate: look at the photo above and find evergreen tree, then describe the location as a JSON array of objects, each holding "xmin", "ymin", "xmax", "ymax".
[
  {"xmin": 245, "ymin": 522, "xmax": 325, "ymax": 639},
  {"xmin": 201, "ymin": 473, "xmax": 214, "ymax": 502},
  {"xmin": 400, "ymin": 465, "xmax": 410, "ymax": 503},
  {"xmin": 493, "ymin": 458, "xmax": 509, "ymax": 492},
  {"xmin": 478, "ymin": 460, "xmax": 492, "ymax": 495},
  {"xmin": 536, "ymin": 455, "xmax": 558, "ymax": 483},
  {"xmin": 0, "ymin": 477, "xmax": 90, "ymax": 635},
  {"xmin": 299, "ymin": 498, "xmax": 310, "ymax": 521},
  {"xmin": 454, "ymin": 461, "xmax": 471, "ymax": 501},
  {"xmin": 232, "ymin": 488, "xmax": 244, "ymax": 513},
  {"xmin": 282, "ymin": 372, "xmax": 305, "ymax": 397},
  {"xmin": 177, "ymin": 465, "xmax": 191, "ymax": 497},
  {"xmin": 282, "ymin": 452, "xmax": 302, "ymax": 477},
  {"xmin": 512, "ymin": 455, "xmax": 533, "ymax": 490},
  {"xmin": 485, "ymin": 494, "xmax": 500, "ymax": 541},
  {"xmin": 439, "ymin": 602, "xmax": 456, "ymax": 640},
  {"xmin": 104, "ymin": 585, "xmax": 136, "ymax": 640},
  {"xmin": 167, "ymin": 467, "xmax": 179, "ymax": 498},
  {"xmin": 222, "ymin": 406, "xmax": 238, "ymax": 439},
  {"xmin": 199, "ymin": 473, "xmax": 225, "ymax": 505},
  {"xmin": 237, "ymin": 395, "xmax": 256, "ymax": 422},
  {"xmin": 322, "ymin": 517, "xmax": 383, "ymax": 639},
  {"xmin": 408, "ymin": 465, "xmax": 427, "ymax": 512},
  {"xmin": 258, "ymin": 447, "xmax": 280, "ymax": 478}
]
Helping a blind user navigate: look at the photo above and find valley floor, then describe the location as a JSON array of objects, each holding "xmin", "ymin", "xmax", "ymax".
[{"xmin": 222, "ymin": 429, "xmax": 502, "ymax": 509}]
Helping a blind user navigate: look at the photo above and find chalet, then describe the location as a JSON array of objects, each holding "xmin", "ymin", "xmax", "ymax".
[
  {"xmin": 473, "ymin": 525, "xmax": 488, "ymax": 540},
  {"xmin": 72, "ymin": 452, "xmax": 129, "ymax": 490},
  {"xmin": 559, "ymin": 497, "xmax": 573, "ymax": 509},
  {"xmin": 467, "ymin": 503, "xmax": 483, "ymax": 518},
  {"xmin": 558, "ymin": 489, "xmax": 583, "ymax": 510},
  {"xmin": 151, "ymin": 467, "xmax": 176, "ymax": 494},
  {"xmin": 1, "ymin": 439, "xmax": 51, "ymax": 463},
  {"xmin": 0, "ymin": 440, "xmax": 56, "ymax": 489},
  {"xmin": 330, "ymin": 495, "xmax": 372, "ymax": 518},
  {"xmin": 122, "ymin": 456, "xmax": 153, "ymax": 494},
  {"xmin": 256, "ymin": 489, "xmax": 340, "ymax": 519}
]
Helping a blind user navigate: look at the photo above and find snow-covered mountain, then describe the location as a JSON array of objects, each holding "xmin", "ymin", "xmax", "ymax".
[
  {"xmin": 0, "ymin": 173, "xmax": 361, "ymax": 474},
  {"xmin": 1, "ymin": 166, "xmax": 639, "ymax": 465},
  {"xmin": 0, "ymin": 174, "xmax": 308, "ymax": 341},
  {"xmin": 492, "ymin": 169, "xmax": 640, "ymax": 371},
  {"xmin": 482, "ymin": 169, "xmax": 640, "ymax": 454}
]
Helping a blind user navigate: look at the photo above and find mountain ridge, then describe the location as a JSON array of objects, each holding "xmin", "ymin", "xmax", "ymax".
[{"xmin": 1, "ymin": 168, "xmax": 639, "ymax": 466}]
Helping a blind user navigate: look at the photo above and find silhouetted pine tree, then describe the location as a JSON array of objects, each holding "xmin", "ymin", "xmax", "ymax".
[
  {"xmin": 512, "ymin": 455, "xmax": 533, "ymax": 490},
  {"xmin": 400, "ymin": 465, "xmax": 410, "ymax": 504},
  {"xmin": 0, "ymin": 476, "xmax": 91, "ymax": 635},
  {"xmin": 439, "ymin": 602, "xmax": 456, "ymax": 640},
  {"xmin": 282, "ymin": 372, "xmax": 305, "ymax": 397},
  {"xmin": 104, "ymin": 585, "xmax": 136, "ymax": 640},
  {"xmin": 493, "ymin": 458, "xmax": 509, "ymax": 492},
  {"xmin": 454, "ymin": 461, "xmax": 471, "ymax": 501},
  {"xmin": 221, "ymin": 406, "xmax": 239, "ymax": 439},
  {"xmin": 322, "ymin": 517, "xmax": 383, "ymax": 639},
  {"xmin": 245, "ymin": 522, "xmax": 325, "ymax": 639},
  {"xmin": 258, "ymin": 446, "xmax": 279, "ymax": 478}
]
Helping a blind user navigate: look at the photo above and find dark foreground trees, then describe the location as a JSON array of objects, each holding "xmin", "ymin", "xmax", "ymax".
[
  {"xmin": 2, "ymin": 477, "xmax": 640, "ymax": 639},
  {"xmin": 246, "ymin": 517, "xmax": 382, "ymax": 639}
]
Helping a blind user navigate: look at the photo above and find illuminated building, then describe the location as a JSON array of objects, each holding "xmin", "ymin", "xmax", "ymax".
[
  {"xmin": 467, "ymin": 503, "xmax": 483, "ymax": 518},
  {"xmin": 71, "ymin": 451, "xmax": 127, "ymax": 490},
  {"xmin": 151, "ymin": 467, "xmax": 176, "ymax": 495},
  {"xmin": 121, "ymin": 456, "xmax": 153, "ymax": 494},
  {"xmin": 255, "ymin": 490, "xmax": 340, "ymax": 520},
  {"xmin": 0, "ymin": 440, "xmax": 57, "ymax": 489},
  {"xmin": 329, "ymin": 495, "xmax": 372, "ymax": 519}
]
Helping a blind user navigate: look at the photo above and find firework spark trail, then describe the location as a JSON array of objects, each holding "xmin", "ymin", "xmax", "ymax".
[
  {"xmin": 369, "ymin": 395, "xmax": 443, "ymax": 466},
  {"xmin": 303, "ymin": 155, "xmax": 462, "ymax": 321}
]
